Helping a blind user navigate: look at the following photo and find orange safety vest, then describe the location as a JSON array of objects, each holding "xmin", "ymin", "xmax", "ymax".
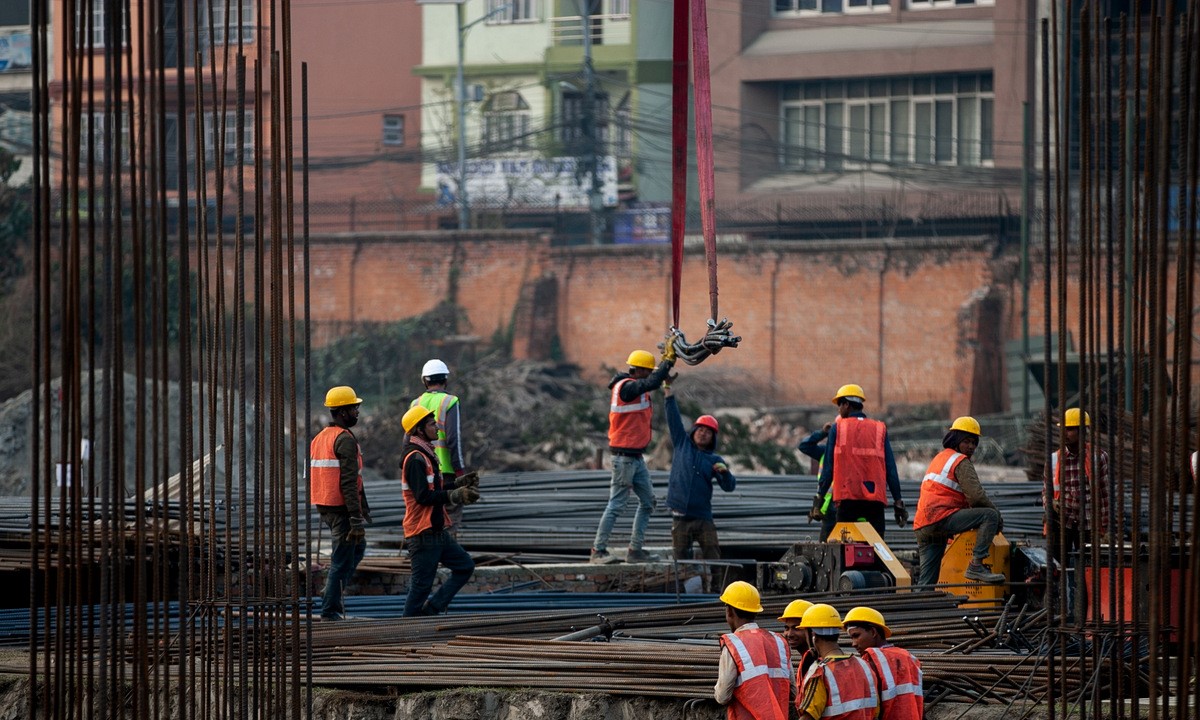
[
  {"xmin": 912, "ymin": 448, "xmax": 968, "ymax": 531},
  {"xmin": 831, "ymin": 417, "xmax": 887, "ymax": 503},
  {"xmin": 1049, "ymin": 446, "xmax": 1092, "ymax": 501},
  {"xmin": 401, "ymin": 447, "xmax": 451, "ymax": 538},
  {"xmin": 720, "ymin": 628, "xmax": 792, "ymax": 720},
  {"xmin": 808, "ymin": 655, "xmax": 879, "ymax": 720},
  {"xmin": 608, "ymin": 378, "xmax": 652, "ymax": 450},
  {"xmin": 309, "ymin": 426, "xmax": 362, "ymax": 507},
  {"xmin": 863, "ymin": 646, "xmax": 923, "ymax": 720}
]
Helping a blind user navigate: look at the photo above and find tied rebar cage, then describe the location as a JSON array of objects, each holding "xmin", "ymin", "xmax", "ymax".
[
  {"xmin": 1041, "ymin": 2, "xmax": 1198, "ymax": 719},
  {"xmin": 30, "ymin": 0, "xmax": 311, "ymax": 717}
]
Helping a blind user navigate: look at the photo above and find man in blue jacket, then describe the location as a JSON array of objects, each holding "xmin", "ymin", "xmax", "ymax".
[{"xmin": 664, "ymin": 382, "xmax": 736, "ymax": 590}]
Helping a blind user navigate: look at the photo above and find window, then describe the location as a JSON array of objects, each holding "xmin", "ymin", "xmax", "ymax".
[
  {"xmin": 560, "ymin": 89, "xmax": 612, "ymax": 151},
  {"xmin": 609, "ymin": 0, "xmax": 631, "ymax": 16},
  {"xmin": 203, "ymin": 0, "xmax": 256, "ymax": 45},
  {"xmin": 774, "ymin": 0, "xmax": 888, "ymax": 16},
  {"xmin": 203, "ymin": 110, "xmax": 255, "ymax": 164},
  {"xmin": 482, "ymin": 92, "xmax": 530, "ymax": 151},
  {"xmin": 76, "ymin": 0, "xmax": 129, "ymax": 48},
  {"xmin": 79, "ymin": 112, "xmax": 131, "ymax": 168},
  {"xmin": 779, "ymin": 73, "xmax": 994, "ymax": 171},
  {"xmin": 487, "ymin": 0, "xmax": 538, "ymax": 23},
  {"xmin": 382, "ymin": 115, "xmax": 405, "ymax": 147},
  {"xmin": 909, "ymin": 0, "xmax": 993, "ymax": 7}
]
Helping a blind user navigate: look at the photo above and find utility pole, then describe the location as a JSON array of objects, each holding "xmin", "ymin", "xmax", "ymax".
[{"xmin": 579, "ymin": 0, "xmax": 603, "ymax": 244}]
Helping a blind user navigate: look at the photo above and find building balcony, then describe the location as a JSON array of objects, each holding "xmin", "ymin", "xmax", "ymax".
[{"xmin": 549, "ymin": 13, "xmax": 630, "ymax": 47}]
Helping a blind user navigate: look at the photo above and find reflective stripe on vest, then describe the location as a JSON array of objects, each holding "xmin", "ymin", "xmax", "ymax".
[
  {"xmin": 923, "ymin": 451, "xmax": 964, "ymax": 490},
  {"xmin": 831, "ymin": 417, "xmax": 888, "ymax": 503},
  {"xmin": 401, "ymin": 448, "xmax": 449, "ymax": 537},
  {"xmin": 309, "ymin": 426, "xmax": 362, "ymax": 507},
  {"xmin": 608, "ymin": 378, "xmax": 653, "ymax": 450},
  {"xmin": 821, "ymin": 656, "xmax": 878, "ymax": 718},
  {"xmin": 865, "ymin": 646, "xmax": 923, "ymax": 720},
  {"xmin": 912, "ymin": 448, "xmax": 969, "ymax": 530},
  {"xmin": 720, "ymin": 628, "xmax": 791, "ymax": 720},
  {"xmin": 413, "ymin": 391, "xmax": 459, "ymax": 474}
]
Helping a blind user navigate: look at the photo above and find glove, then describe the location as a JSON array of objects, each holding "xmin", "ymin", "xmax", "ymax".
[
  {"xmin": 893, "ymin": 501, "xmax": 909, "ymax": 528},
  {"xmin": 808, "ymin": 494, "xmax": 825, "ymax": 522},
  {"xmin": 347, "ymin": 516, "xmax": 367, "ymax": 543},
  {"xmin": 456, "ymin": 471, "xmax": 480, "ymax": 489},
  {"xmin": 449, "ymin": 486, "xmax": 481, "ymax": 505},
  {"xmin": 712, "ymin": 462, "xmax": 727, "ymax": 474}
]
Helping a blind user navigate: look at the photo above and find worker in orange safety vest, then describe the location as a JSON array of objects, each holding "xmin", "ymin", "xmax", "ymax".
[
  {"xmin": 814, "ymin": 384, "xmax": 906, "ymax": 538},
  {"xmin": 843, "ymin": 607, "xmax": 922, "ymax": 720},
  {"xmin": 777, "ymin": 599, "xmax": 816, "ymax": 707},
  {"xmin": 912, "ymin": 416, "xmax": 1006, "ymax": 585},
  {"xmin": 310, "ymin": 385, "xmax": 371, "ymax": 621},
  {"xmin": 794, "ymin": 604, "xmax": 879, "ymax": 720},
  {"xmin": 714, "ymin": 581, "xmax": 792, "ymax": 720}
]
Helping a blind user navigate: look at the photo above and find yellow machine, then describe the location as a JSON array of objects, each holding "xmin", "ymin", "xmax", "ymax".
[{"xmin": 934, "ymin": 529, "xmax": 1011, "ymax": 606}]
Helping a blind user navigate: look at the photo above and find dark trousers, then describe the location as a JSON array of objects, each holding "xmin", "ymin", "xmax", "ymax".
[
  {"xmin": 835, "ymin": 499, "xmax": 887, "ymax": 538},
  {"xmin": 404, "ymin": 529, "xmax": 475, "ymax": 616},
  {"xmin": 320, "ymin": 510, "xmax": 366, "ymax": 619},
  {"xmin": 671, "ymin": 517, "xmax": 725, "ymax": 592},
  {"xmin": 913, "ymin": 507, "xmax": 1001, "ymax": 586}
]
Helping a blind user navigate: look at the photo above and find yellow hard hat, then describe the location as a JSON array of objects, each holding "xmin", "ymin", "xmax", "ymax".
[
  {"xmin": 950, "ymin": 416, "xmax": 982, "ymax": 435},
  {"xmin": 832, "ymin": 384, "xmax": 866, "ymax": 405},
  {"xmin": 719, "ymin": 581, "xmax": 764, "ymax": 614},
  {"xmin": 1062, "ymin": 408, "xmax": 1091, "ymax": 428},
  {"xmin": 626, "ymin": 350, "xmax": 656, "ymax": 370},
  {"xmin": 778, "ymin": 599, "xmax": 814, "ymax": 621},
  {"xmin": 843, "ymin": 606, "xmax": 892, "ymax": 638},
  {"xmin": 324, "ymin": 386, "xmax": 363, "ymax": 408},
  {"xmin": 402, "ymin": 405, "xmax": 435, "ymax": 434},
  {"xmin": 799, "ymin": 603, "xmax": 843, "ymax": 629}
]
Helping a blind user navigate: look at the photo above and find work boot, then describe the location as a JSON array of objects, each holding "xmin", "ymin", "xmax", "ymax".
[
  {"xmin": 625, "ymin": 548, "xmax": 655, "ymax": 563},
  {"xmin": 590, "ymin": 549, "xmax": 621, "ymax": 565},
  {"xmin": 964, "ymin": 561, "xmax": 1005, "ymax": 583}
]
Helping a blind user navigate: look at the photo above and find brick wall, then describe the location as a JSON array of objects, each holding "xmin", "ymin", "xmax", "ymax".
[{"xmin": 202, "ymin": 231, "xmax": 1194, "ymax": 414}]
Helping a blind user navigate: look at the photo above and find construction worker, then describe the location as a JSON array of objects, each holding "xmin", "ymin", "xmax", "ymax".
[
  {"xmin": 912, "ymin": 417, "xmax": 1006, "ymax": 584},
  {"xmin": 843, "ymin": 607, "xmax": 923, "ymax": 720},
  {"xmin": 411, "ymin": 359, "xmax": 473, "ymax": 534},
  {"xmin": 1045, "ymin": 407, "xmax": 1110, "ymax": 620},
  {"xmin": 590, "ymin": 349, "xmax": 674, "ymax": 564},
  {"xmin": 814, "ymin": 384, "xmax": 906, "ymax": 538},
  {"xmin": 777, "ymin": 599, "xmax": 817, "ymax": 702},
  {"xmin": 310, "ymin": 386, "xmax": 372, "ymax": 621},
  {"xmin": 799, "ymin": 422, "xmax": 836, "ymax": 541},
  {"xmin": 795, "ymin": 604, "xmax": 879, "ymax": 720},
  {"xmin": 714, "ymin": 581, "xmax": 792, "ymax": 720},
  {"xmin": 400, "ymin": 405, "xmax": 480, "ymax": 617},
  {"xmin": 664, "ymin": 381, "xmax": 735, "ymax": 586}
]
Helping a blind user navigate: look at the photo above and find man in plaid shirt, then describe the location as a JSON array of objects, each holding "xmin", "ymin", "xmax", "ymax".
[{"xmin": 1045, "ymin": 407, "xmax": 1110, "ymax": 620}]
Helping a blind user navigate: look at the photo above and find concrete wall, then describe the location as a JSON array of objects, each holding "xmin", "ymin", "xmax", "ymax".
[{"xmin": 205, "ymin": 230, "xmax": 1196, "ymax": 415}]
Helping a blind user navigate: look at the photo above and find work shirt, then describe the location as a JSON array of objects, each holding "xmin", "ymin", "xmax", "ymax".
[
  {"xmin": 798, "ymin": 428, "xmax": 828, "ymax": 463},
  {"xmin": 816, "ymin": 413, "xmax": 902, "ymax": 503},
  {"xmin": 311, "ymin": 424, "xmax": 369, "ymax": 519},
  {"xmin": 1047, "ymin": 444, "xmax": 1110, "ymax": 531},
  {"xmin": 401, "ymin": 439, "xmax": 453, "ymax": 536},
  {"xmin": 797, "ymin": 653, "xmax": 880, "ymax": 720},
  {"xmin": 411, "ymin": 390, "xmax": 464, "ymax": 476},
  {"xmin": 665, "ymin": 395, "xmax": 735, "ymax": 521},
  {"xmin": 714, "ymin": 623, "xmax": 795, "ymax": 707},
  {"xmin": 606, "ymin": 363, "xmax": 672, "ymax": 453}
]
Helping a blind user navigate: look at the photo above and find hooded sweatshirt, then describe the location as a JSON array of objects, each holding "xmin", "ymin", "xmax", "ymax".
[{"xmin": 664, "ymin": 395, "xmax": 736, "ymax": 520}]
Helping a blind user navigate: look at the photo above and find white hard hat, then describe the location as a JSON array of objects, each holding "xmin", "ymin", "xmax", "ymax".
[{"xmin": 421, "ymin": 359, "xmax": 450, "ymax": 378}]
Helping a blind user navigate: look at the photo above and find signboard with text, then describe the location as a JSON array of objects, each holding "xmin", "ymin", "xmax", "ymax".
[
  {"xmin": 0, "ymin": 29, "xmax": 31, "ymax": 73},
  {"xmin": 435, "ymin": 155, "xmax": 618, "ymax": 209}
]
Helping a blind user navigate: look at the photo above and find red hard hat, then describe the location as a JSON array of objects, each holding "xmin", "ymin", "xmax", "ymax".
[{"xmin": 695, "ymin": 415, "xmax": 719, "ymax": 432}]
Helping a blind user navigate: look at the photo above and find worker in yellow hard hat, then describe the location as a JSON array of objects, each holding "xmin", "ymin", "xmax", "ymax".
[
  {"xmin": 399, "ymin": 405, "xmax": 480, "ymax": 617},
  {"xmin": 310, "ymin": 386, "xmax": 371, "ymax": 621},
  {"xmin": 843, "ymin": 607, "xmax": 922, "ymax": 720},
  {"xmin": 912, "ymin": 417, "xmax": 1005, "ymax": 584},
  {"xmin": 714, "ymin": 581, "xmax": 792, "ymax": 720},
  {"xmin": 589, "ymin": 349, "xmax": 676, "ymax": 564},
  {"xmin": 813, "ymin": 383, "xmax": 906, "ymax": 539},
  {"xmin": 795, "ymin": 604, "xmax": 879, "ymax": 719},
  {"xmin": 777, "ymin": 599, "xmax": 817, "ymax": 702},
  {"xmin": 1046, "ymin": 407, "xmax": 1111, "ymax": 621}
]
